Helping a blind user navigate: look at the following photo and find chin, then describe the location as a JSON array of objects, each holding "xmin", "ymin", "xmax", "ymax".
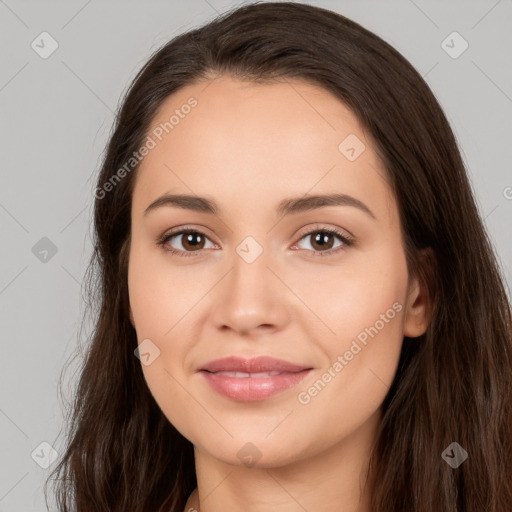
[{"xmin": 199, "ymin": 435, "xmax": 312, "ymax": 470}]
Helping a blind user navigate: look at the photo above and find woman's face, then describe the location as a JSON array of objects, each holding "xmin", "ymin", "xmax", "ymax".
[{"xmin": 128, "ymin": 75, "xmax": 428, "ymax": 467}]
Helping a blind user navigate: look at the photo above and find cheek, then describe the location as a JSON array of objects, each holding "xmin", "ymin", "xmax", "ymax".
[
  {"xmin": 293, "ymin": 247, "xmax": 408, "ymax": 415},
  {"xmin": 292, "ymin": 297, "xmax": 405, "ymax": 453},
  {"xmin": 127, "ymin": 245, "xmax": 191, "ymax": 335},
  {"xmin": 289, "ymin": 243, "xmax": 408, "ymax": 349},
  {"xmin": 128, "ymin": 248, "xmax": 197, "ymax": 434}
]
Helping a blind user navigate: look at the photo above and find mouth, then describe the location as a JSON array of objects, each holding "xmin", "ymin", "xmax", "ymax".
[
  {"xmin": 199, "ymin": 355, "xmax": 312, "ymax": 374},
  {"xmin": 199, "ymin": 366, "xmax": 313, "ymax": 402},
  {"xmin": 203, "ymin": 370, "xmax": 291, "ymax": 378}
]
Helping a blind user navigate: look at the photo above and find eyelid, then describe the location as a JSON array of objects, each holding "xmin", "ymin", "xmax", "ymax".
[{"xmin": 293, "ymin": 223, "xmax": 354, "ymax": 243}]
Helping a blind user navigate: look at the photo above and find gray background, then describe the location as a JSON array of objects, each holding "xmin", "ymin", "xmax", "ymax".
[{"xmin": 1, "ymin": 0, "xmax": 511, "ymax": 510}]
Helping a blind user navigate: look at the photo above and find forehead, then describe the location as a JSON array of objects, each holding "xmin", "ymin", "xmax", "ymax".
[{"xmin": 132, "ymin": 76, "xmax": 396, "ymax": 226}]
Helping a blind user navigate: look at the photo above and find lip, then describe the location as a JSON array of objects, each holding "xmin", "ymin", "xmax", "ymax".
[
  {"xmin": 199, "ymin": 356, "xmax": 313, "ymax": 402},
  {"xmin": 199, "ymin": 356, "xmax": 311, "ymax": 373}
]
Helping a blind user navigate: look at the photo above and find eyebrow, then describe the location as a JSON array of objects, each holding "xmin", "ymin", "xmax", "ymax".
[{"xmin": 144, "ymin": 193, "xmax": 376, "ymax": 220}]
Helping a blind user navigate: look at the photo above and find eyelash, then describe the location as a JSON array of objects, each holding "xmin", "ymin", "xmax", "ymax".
[{"xmin": 156, "ymin": 225, "xmax": 354, "ymax": 258}]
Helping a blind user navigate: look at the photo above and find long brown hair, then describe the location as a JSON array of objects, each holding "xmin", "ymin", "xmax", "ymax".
[{"xmin": 45, "ymin": 2, "xmax": 512, "ymax": 511}]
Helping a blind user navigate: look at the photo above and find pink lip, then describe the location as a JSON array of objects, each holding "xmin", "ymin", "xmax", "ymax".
[
  {"xmin": 199, "ymin": 356, "xmax": 313, "ymax": 402},
  {"xmin": 200, "ymin": 356, "xmax": 310, "ymax": 373}
]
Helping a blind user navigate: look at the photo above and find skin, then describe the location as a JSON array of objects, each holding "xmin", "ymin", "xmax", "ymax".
[{"xmin": 127, "ymin": 75, "xmax": 430, "ymax": 512}]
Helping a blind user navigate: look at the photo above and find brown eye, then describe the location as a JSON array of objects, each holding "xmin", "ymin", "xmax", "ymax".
[
  {"xmin": 294, "ymin": 227, "xmax": 354, "ymax": 257},
  {"xmin": 177, "ymin": 231, "xmax": 207, "ymax": 251},
  {"xmin": 309, "ymin": 232, "xmax": 336, "ymax": 251},
  {"xmin": 158, "ymin": 229, "xmax": 216, "ymax": 256}
]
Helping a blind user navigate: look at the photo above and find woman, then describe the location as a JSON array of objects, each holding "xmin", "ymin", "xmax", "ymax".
[{"xmin": 45, "ymin": 2, "xmax": 512, "ymax": 511}]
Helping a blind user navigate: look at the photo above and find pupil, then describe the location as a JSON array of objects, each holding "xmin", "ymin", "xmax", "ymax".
[
  {"xmin": 185, "ymin": 232, "xmax": 203, "ymax": 249},
  {"xmin": 314, "ymin": 232, "xmax": 333, "ymax": 250}
]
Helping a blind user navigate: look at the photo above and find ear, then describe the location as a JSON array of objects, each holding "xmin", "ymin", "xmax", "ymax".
[{"xmin": 403, "ymin": 248, "xmax": 434, "ymax": 338}]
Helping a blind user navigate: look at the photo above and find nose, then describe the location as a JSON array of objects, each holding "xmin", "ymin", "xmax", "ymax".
[{"xmin": 211, "ymin": 246, "xmax": 290, "ymax": 337}]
